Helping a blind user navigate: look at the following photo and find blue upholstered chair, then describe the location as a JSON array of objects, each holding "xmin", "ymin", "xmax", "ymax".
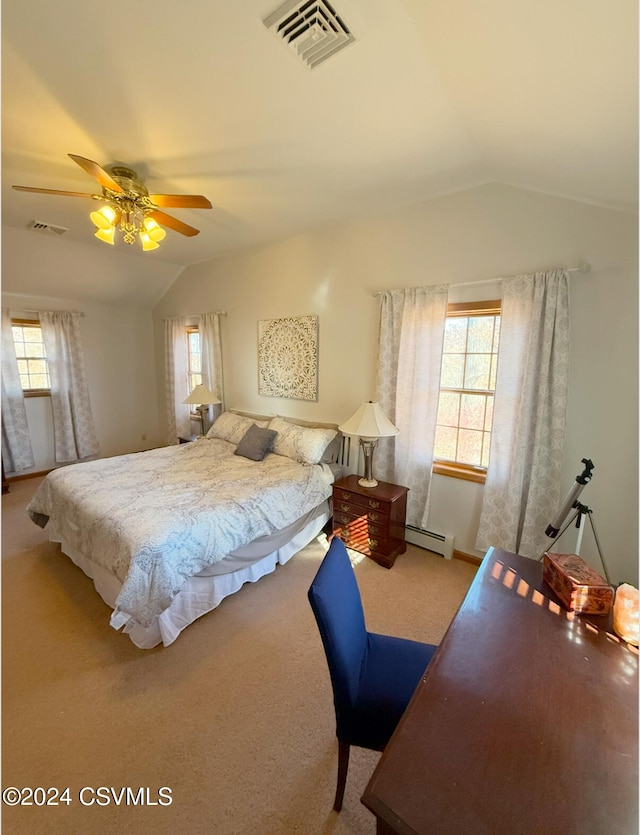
[{"xmin": 308, "ymin": 536, "xmax": 438, "ymax": 811}]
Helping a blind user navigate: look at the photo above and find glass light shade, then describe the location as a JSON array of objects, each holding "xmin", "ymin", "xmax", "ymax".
[
  {"xmin": 183, "ymin": 384, "xmax": 221, "ymax": 406},
  {"xmin": 140, "ymin": 231, "xmax": 159, "ymax": 251},
  {"xmin": 143, "ymin": 217, "xmax": 166, "ymax": 242},
  {"xmin": 94, "ymin": 226, "xmax": 116, "ymax": 245},
  {"xmin": 90, "ymin": 205, "xmax": 118, "ymax": 230},
  {"xmin": 339, "ymin": 401, "xmax": 399, "ymax": 440}
]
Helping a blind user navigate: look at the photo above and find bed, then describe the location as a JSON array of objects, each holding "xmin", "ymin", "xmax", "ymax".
[{"xmin": 27, "ymin": 410, "xmax": 344, "ymax": 648}]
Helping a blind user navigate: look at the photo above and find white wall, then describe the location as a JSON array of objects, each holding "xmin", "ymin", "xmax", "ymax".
[
  {"xmin": 153, "ymin": 183, "xmax": 638, "ymax": 585},
  {"xmin": 3, "ymin": 292, "xmax": 161, "ymax": 473},
  {"xmin": 2, "ymin": 226, "xmax": 182, "ymax": 308}
]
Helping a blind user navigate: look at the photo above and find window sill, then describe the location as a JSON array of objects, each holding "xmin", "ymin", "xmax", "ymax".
[
  {"xmin": 432, "ymin": 461, "xmax": 487, "ymax": 484},
  {"xmin": 23, "ymin": 390, "xmax": 51, "ymax": 398}
]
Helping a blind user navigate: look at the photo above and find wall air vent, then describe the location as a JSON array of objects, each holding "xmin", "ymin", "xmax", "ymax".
[
  {"xmin": 28, "ymin": 220, "xmax": 68, "ymax": 236},
  {"xmin": 263, "ymin": 0, "xmax": 355, "ymax": 69}
]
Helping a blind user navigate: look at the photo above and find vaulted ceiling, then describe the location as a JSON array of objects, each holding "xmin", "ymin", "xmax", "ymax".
[{"xmin": 2, "ymin": 0, "xmax": 637, "ymax": 299}]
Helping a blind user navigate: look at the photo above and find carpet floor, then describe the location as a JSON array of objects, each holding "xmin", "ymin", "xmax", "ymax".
[{"xmin": 2, "ymin": 477, "xmax": 476, "ymax": 835}]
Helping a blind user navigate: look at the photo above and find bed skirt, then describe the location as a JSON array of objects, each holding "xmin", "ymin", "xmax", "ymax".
[{"xmin": 47, "ymin": 500, "xmax": 331, "ymax": 649}]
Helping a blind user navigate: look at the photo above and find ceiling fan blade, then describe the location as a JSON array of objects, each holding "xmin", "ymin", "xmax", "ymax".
[
  {"xmin": 149, "ymin": 210, "xmax": 200, "ymax": 237},
  {"xmin": 12, "ymin": 185, "xmax": 95, "ymax": 198},
  {"xmin": 68, "ymin": 154, "xmax": 125, "ymax": 193},
  {"xmin": 148, "ymin": 194, "xmax": 212, "ymax": 209}
]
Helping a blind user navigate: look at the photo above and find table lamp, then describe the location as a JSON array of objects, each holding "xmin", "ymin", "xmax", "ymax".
[
  {"xmin": 339, "ymin": 401, "xmax": 399, "ymax": 488},
  {"xmin": 183, "ymin": 384, "xmax": 221, "ymax": 436}
]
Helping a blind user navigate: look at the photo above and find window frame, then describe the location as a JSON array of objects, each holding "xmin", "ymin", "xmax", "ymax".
[
  {"xmin": 11, "ymin": 318, "xmax": 51, "ymax": 398},
  {"xmin": 432, "ymin": 300, "xmax": 501, "ymax": 484},
  {"xmin": 186, "ymin": 324, "xmax": 203, "ymax": 417}
]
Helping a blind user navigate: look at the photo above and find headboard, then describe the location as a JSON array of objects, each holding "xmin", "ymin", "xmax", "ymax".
[{"xmin": 229, "ymin": 408, "xmax": 347, "ymax": 466}]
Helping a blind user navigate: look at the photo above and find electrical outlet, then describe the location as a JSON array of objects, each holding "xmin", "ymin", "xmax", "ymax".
[{"xmin": 141, "ymin": 434, "xmax": 147, "ymax": 442}]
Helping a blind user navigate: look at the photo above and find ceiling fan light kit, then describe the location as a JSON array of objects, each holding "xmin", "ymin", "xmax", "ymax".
[
  {"xmin": 13, "ymin": 154, "xmax": 212, "ymax": 253},
  {"xmin": 94, "ymin": 166, "xmax": 164, "ymax": 249}
]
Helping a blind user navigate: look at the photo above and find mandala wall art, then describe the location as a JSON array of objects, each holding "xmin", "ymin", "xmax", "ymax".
[{"xmin": 258, "ymin": 315, "xmax": 318, "ymax": 400}]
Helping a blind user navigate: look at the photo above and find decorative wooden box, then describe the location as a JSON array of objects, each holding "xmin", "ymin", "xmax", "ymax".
[{"xmin": 543, "ymin": 552, "xmax": 614, "ymax": 615}]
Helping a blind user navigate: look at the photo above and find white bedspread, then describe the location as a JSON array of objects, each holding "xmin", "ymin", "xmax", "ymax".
[{"xmin": 28, "ymin": 439, "xmax": 334, "ymax": 628}]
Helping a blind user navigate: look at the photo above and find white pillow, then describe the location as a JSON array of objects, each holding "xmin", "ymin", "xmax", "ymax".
[
  {"xmin": 268, "ymin": 417, "xmax": 337, "ymax": 465},
  {"xmin": 206, "ymin": 412, "xmax": 268, "ymax": 445}
]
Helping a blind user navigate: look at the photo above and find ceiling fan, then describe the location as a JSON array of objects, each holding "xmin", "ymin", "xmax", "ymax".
[{"xmin": 12, "ymin": 154, "xmax": 212, "ymax": 251}]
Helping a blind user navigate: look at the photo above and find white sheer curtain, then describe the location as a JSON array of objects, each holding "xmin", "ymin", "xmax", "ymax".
[
  {"xmin": 1, "ymin": 310, "xmax": 35, "ymax": 472},
  {"xmin": 198, "ymin": 312, "xmax": 224, "ymax": 406},
  {"xmin": 164, "ymin": 316, "xmax": 190, "ymax": 443},
  {"xmin": 375, "ymin": 285, "xmax": 449, "ymax": 528},
  {"xmin": 476, "ymin": 269, "xmax": 571, "ymax": 559},
  {"xmin": 39, "ymin": 311, "xmax": 99, "ymax": 464}
]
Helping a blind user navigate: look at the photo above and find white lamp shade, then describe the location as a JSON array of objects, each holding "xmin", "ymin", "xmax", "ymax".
[
  {"xmin": 339, "ymin": 401, "xmax": 399, "ymax": 440},
  {"xmin": 183, "ymin": 384, "xmax": 221, "ymax": 406}
]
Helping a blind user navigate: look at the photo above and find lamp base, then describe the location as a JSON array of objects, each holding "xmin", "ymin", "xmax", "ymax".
[
  {"xmin": 357, "ymin": 476, "xmax": 379, "ymax": 488},
  {"xmin": 197, "ymin": 405, "xmax": 208, "ymax": 436},
  {"xmin": 359, "ymin": 438, "xmax": 379, "ymax": 489}
]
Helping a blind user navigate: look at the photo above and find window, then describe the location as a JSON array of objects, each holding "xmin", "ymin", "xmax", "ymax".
[
  {"xmin": 11, "ymin": 319, "xmax": 51, "ymax": 395},
  {"xmin": 186, "ymin": 325, "xmax": 202, "ymax": 398},
  {"xmin": 433, "ymin": 301, "xmax": 501, "ymax": 483}
]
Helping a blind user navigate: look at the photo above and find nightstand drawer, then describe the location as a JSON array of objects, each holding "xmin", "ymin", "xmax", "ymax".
[
  {"xmin": 333, "ymin": 510, "xmax": 388, "ymax": 540},
  {"xmin": 337, "ymin": 526, "xmax": 377, "ymax": 554},
  {"xmin": 335, "ymin": 526, "xmax": 395, "ymax": 556},
  {"xmin": 334, "ymin": 499, "xmax": 390, "ymax": 524},
  {"xmin": 334, "ymin": 488, "xmax": 389, "ymax": 515}
]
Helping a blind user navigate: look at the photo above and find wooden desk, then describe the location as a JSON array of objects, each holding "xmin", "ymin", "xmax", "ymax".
[{"xmin": 362, "ymin": 547, "xmax": 638, "ymax": 835}]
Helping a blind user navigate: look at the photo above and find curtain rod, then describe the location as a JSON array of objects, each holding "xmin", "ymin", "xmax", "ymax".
[
  {"xmin": 8, "ymin": 308, "xmax": 85, "ymax": 317},
  {"xmin": 163, "ymin": 310, "xmax": 227, "ymax": 320},
  {"xmin": 371, "ymin": 262, "xmax": 591, "ymax": 297}
]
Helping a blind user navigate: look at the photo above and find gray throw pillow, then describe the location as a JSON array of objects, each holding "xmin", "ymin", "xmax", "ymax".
[{"xmin": 234, "ymin": 424, "xmax": 278, "ymax": 461}]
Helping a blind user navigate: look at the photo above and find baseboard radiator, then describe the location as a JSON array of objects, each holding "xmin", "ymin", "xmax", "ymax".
[{"xmin": 405, "ymin": 525, "xmax": 455, "ymax": 560}]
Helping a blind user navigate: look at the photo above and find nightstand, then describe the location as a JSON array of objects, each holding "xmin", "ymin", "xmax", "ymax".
[{"xmin": 332, "ymin": 475, "xmax": 409, "ymax": 568}]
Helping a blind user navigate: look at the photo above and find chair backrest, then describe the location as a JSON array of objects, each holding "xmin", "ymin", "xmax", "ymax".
[{"xmin": 308, "ymin": 537, "xmax": 368, "ymax": 718}]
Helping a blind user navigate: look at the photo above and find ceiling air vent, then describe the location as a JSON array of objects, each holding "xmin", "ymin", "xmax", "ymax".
[
  {"xmin": 28, "ymin": 219, "xmax": 69, "ymax": 236},
  {"xmin": 263, "ymin": 0, "xmax": 355, "ymax": 69}
]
